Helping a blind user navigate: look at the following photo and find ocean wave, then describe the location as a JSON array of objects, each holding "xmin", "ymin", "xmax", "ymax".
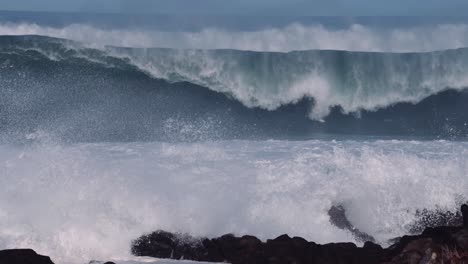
[
  {"xmin": 1, "ymin": 35, "xmax": 467, "ymax": 141},
  {"xmin": 113, "ymin": 46, "xmax": 468, "ymax": 120}
]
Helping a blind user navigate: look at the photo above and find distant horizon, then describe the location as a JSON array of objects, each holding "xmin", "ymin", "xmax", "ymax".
[
  {"xmin": 1, "ymin": 0, "xmax": 468, "ymax": 16},
  {"xmin": 3, "ymin": 9, "xmax": 468, "ymax": 17}
]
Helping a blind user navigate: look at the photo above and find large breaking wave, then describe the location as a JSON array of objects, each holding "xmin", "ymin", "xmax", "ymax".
[{"xmin": 1, "ymin": 35, "xmax": 468, "ymax": 141}]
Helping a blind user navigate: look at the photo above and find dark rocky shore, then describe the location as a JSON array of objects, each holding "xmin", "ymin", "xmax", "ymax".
[
  {"xmin": 129, "ymin": 204, "xmax": 468, "ymax": 264},
  {"xmin": 1, "ymin": 205, "xmax": 468, "ymax": 264}
]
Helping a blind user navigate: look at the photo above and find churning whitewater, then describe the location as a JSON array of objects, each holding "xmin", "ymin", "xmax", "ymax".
[
  {"xmin": 1, "ymin": 140, "xmax": 467, "ymax": 263},
  {"xmin": 0, "ymin": 15, "xmax": 468, "ymax": 264}
]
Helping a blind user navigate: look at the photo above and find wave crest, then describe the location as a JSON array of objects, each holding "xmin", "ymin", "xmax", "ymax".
[{"xmin": 2, "ymin": 22, "xmax": 468, "ymax": 52}]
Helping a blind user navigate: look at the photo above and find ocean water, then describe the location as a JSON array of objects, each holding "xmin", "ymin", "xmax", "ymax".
[{"xmin": 0, "ymin": 12, "xmax": 467, "ymax": 264}]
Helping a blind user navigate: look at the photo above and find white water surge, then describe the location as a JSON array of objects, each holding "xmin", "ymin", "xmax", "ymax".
[{"xmin": 0, "ymin": 139, "xmax": 467, "ymax": 264}]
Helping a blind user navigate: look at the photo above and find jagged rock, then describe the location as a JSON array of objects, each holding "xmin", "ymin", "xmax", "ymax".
[
  {"xmin": 382, "ymin": 215, "xmax": 468, "ymax": 264},
  {"xmin": 131, "ymin": 230, "xmax": 207, "ymax": 260},
  {"xmin": 0, "ymin": 249, "xmax": 54, "ymax": 264},
  {"xmin": 132, "ymin": 231, "xmax": 383, "ymax": 264}
]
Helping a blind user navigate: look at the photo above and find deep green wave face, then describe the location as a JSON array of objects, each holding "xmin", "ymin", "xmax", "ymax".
[{"xmin": 0, "ymin": 35, "xmax": 467, "ymax": 142}]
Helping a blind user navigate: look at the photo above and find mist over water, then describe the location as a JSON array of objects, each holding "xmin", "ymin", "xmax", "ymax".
[{"xmin": 0, "ymin": 13, "xmax": 468, "ymax": 264}]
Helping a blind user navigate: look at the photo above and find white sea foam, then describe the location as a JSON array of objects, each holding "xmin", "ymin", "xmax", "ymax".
[
  {"xmin": 2, "ymin": 23, "xmax": 468, "ymax": 52},
  {"xmin": 0, "ymin": 140, "xmax": 467, "ymax": 263}
]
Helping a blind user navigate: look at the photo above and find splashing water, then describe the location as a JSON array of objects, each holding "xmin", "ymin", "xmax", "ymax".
[{"xmin": 0, "ymin": 140, "xmax": 467, "ymax": 263}]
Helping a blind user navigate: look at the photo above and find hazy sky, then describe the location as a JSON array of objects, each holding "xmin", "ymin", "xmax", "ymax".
[{"xmin": 1, "ymin": 0, "xmax": 468, "ymax": 15}]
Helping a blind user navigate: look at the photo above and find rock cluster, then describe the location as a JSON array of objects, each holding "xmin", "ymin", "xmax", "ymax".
[
  {"xmin": 132, "ymin": 230, "xmax": 384, "ymax": 264},
  {"xmin": 130, "ymin": 204, "xmax": 468, "ymax": 264}
]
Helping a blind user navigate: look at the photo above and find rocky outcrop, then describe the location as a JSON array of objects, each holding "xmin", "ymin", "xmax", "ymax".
[
  {"xmin": 3, "ymin": 204, "xmax": 468, "ymax": 264},
  {"xmin": 382, "ymin": 226, "xmax": 468, "ymax": 263},
  {"xmin": 131, "ymin": 230, "xmax": 384, "ymax": 264},
  {"xmin": 0, "ymin": 249, "xmax": 54, "ymax": 264},
  {"xmin": 131, "ymin": 204, "xmax": 468, "ymax": 264}
]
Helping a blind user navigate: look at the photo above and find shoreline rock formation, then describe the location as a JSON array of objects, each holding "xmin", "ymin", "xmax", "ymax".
[
  {"xmin": 2, "ymin": 204, "xmax": 468, "ymax": 264},
  {"xmin": 131, "ymin": 204, "xmax": 468, "ymax": 264}
]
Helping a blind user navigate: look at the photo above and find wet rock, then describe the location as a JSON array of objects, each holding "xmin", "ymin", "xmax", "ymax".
[
  {"xmin": 132, "ymin": 231, "xmax": 383, "ymax": 264},
  {"xmin": 382, "ymin": 207, "xmax": 468, "ymax": 264},
  {"xmin": 263, "ymin": 234, "xmax": 314, "ymax": 264},
  {"xmin": 131, "ymin": 230, "xmax": 207, "ymax": 260},
  {"xmin": 0, "ymin": 249, "xmax": 54, "ymax": 264},
  {"xmin": 131, "ymin": 204, "xmax": 468, "ymax": 264},
  {"xmin": 383, "ymin": 238, "xmax": 438, "ymax": 264}
]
